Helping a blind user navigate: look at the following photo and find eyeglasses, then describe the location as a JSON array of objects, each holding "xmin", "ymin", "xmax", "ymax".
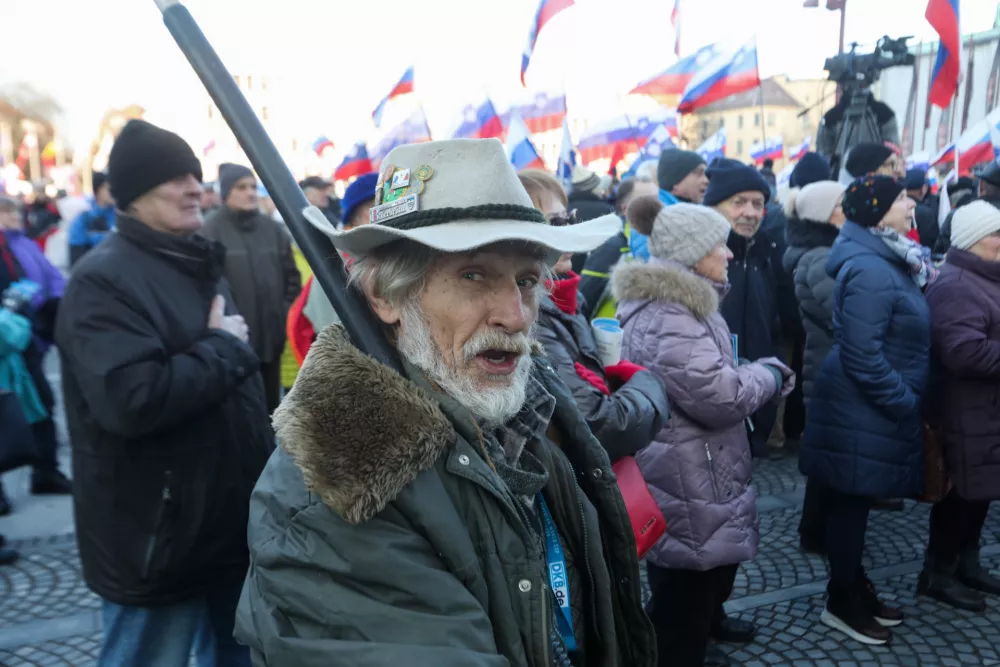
[{"xmin": 547, "ymin": 209, "xmax": 579, "ymax": 227}]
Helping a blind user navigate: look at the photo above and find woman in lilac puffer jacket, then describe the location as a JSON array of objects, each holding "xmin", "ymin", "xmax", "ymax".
[{"xmin": 612, "ymin": 197, "xmax": 793, "ymax": 667}]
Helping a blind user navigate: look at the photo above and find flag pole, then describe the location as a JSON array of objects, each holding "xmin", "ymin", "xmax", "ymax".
[{"xmin": 151, "ymin": 0, "xmax": 401, "ymax": 371}]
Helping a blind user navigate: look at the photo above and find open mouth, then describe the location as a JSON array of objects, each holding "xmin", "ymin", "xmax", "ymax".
[{"xmin": 475, "ymin": 349, "xmax": 519, "ymax": 374}]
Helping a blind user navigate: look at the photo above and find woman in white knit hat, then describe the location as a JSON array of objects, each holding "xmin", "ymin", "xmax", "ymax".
[
  {"xmin": 920, "ymin": 198, "xmax": 1000, "ymax": 613},
  {"xmin": 613, "ymin": 198, "xmax": 795, "ymax": 667},
  {"xmin": 780, "ymin": 180, "xmax": 847, "ymax": 556}
]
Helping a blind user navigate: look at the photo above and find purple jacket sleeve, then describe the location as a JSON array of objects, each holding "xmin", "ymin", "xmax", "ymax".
[
  {"xmin": 638, "ymin": 304, "xmax": 779, "ymax": 430},
  {"xmin": 928, "ymin": 282, "xmax": 1000, "ymax": 380}
]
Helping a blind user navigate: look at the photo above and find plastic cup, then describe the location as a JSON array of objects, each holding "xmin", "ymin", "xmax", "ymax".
[{"xmin": 591, "ymin": 318, "xmax": 624, "ymax": 367}]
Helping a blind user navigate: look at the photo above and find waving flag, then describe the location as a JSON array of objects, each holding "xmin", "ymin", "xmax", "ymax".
[
  {"xmin": 931, "ymin": 142, "xmax": 956, "ymax": 167},
  {"xmin": 788, "ymin": 138, "xmax": 810, "ymax": 162},
  {"xmin": 992, "ymin": 122, "xmax": 1000, "ymax": 162},
  {"xmin": 696, "ymin": 127, "xmax": 727, "ymax": 163},
  {"xmin": 312, "ymin": 136, "xmax": 335, "ymax": 156},
  {"xmin": 671, "ymin": 0, "xmax": 681, "ymax": 56},
  {"xmin": 556, "ymin": 118, "xmax": 576, "ymax": 190},
  {"xmin": 626, "ymin": 125, "xmax": 678, "ymax": 178},
  {"xmin": 371, "ymin": 108, "xmax": 433, "ymax": 168},
  {"xmin": 678, "ymin": 39, "xmax": 760, "ymax": 114},
  {"xmin": 521, "ymin": 0, "xmax": 574, "ymax": 86},
  {"xmin": 452, "ymin": 98, "xmax": 505, "ymax": 140},
  {"xmin": 750, "ymin": 137, "xmax": 784, "ymax": 165},
  {"xmin": 952, "ymin": 108, "xmax": 1000, "ymax": 174},
  {"xmin": 335, "ymin": 142, "xmax": 374, "ymax": 181},
  {"xmin": 502, "ymin": 93, "xmax": 568, "ymax": 134},
  {"xmin": 577, "ymin": 110, "xmax": 677, "ymax": 164},
  {"xmin": 926, "ymin": 0, "xmax": 961, "ymax": 109},
  {"xmin": 372, "ymin": 67, "xmax": 415, "ymax": 128},
  {"xmin": 630, "ymin": 44, "xmax": 718, "ymax": 99},
  {"xmin": 504, "ymin": 113, "xmax": 546, "ymax": 171}
]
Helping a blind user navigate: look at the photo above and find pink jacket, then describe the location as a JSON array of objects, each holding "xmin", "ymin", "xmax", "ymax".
[{"xmin": 612, "ymin": 260, "xmax": 780, "ymax": 571}]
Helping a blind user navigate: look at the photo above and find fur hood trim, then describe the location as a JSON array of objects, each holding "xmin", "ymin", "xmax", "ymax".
[
  {"xmin": 611, "ymin": 261, "xmax": 719, "ymax": 319},
  {"xmin": 272, "ymin": 326, "xmax": 455, "ymax": 524}
]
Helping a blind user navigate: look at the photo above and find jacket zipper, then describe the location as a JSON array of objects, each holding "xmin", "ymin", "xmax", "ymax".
[
  {"xmin": 541, "ymin": 583, "xmax": 551, "ymax": 667},
  {"xmin": 568, "ymin": 462, "xmax": 599, "ymax": 652},
  {"xmin": 705, "ymin": 444, "xmax": 721, "ymax": 503},
  {"xmin": 141, "ymin": 470, "xmax": 173, "ymax": 580}
]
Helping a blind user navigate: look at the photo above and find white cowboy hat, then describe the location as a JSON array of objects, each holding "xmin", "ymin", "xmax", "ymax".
[{"xmin": 303, "ymin": 138, "xmax": 618, "ymax": 265}]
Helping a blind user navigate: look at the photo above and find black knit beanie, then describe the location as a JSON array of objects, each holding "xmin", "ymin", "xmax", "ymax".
[
  {"xmin": 844, "ymin": 142, "xmax": 893, "ymax": 178},
  {"xmin": 218, "ymin": 163, "xmax": 255, "ymax": 203},
  {"xmin": 703, "ymin": 158, "xmax": 771, "ymax": 207},
  {"xmin": 842, "ymin": 174, "xmax": 905, "ymax": 228},
  {"xmin": 657, "ymin": 149, "xmax": 706, "ymax": 192},
  {"xmin": 789, "ymin": 152, "xmax": 830, "ymax": 188},
  {"xmin": 108, "ymin": 120, "xmax": 202, "ymax": 211}
]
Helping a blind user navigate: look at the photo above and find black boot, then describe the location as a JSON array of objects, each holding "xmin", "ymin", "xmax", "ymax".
[
  {"xmin": 821, "ymin": 581, "xmax": 892, "ymax": 646},
  {"xmin": 958, "ymin": 549, "xmax": 1000, "ymax": 596},
  {"xmin": 858, "ymin": 572, "xmax": 903, "ymax": 627},
  {"xmin": 31, "ymin": 469, "xmax": 72, "ymax": 495},
  {"xmin": 917, "ymin": 552, "xmax": 987, "ymax": 612}
]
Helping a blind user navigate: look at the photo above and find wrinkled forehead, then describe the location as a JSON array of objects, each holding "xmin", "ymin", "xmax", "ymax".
[{"xmin": 437, "ymin": 241, "xmax": 549, "ymax": 267}]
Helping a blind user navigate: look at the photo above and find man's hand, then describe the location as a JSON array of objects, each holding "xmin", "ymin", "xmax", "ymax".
[{"xmin": 208, "ymin": 295, "xmax": 249, "ymax": 343}]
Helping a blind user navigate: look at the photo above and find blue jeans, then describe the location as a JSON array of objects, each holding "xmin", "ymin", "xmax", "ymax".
[{"xmin": 98, "ymin": 581, "xmax": 250, "ymax": 667}]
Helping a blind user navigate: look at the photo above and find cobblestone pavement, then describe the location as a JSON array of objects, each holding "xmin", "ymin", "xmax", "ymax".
[{"xmin": 2, "ymin": 453, "xmax": 1000, "ymax": 665}]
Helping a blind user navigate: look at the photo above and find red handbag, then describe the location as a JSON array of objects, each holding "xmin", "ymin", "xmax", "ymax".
[{"xmin": 612, "ymin": 456, "xmax": 666, "ymax": 558}]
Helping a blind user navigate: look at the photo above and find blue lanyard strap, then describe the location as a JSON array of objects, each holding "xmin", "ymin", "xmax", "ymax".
[{"xmin": 538, "ymin": 495, "xmax": 578, "ymax": 652}]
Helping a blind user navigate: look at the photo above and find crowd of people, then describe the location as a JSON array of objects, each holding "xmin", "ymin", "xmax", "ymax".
[{"xmin": 0, "ymin": 115, "xmax": 999, "ymax": 667}]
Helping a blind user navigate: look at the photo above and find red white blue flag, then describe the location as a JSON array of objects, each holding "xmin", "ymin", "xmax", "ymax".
[
  {"xmin": 576, "ymin": 109, "xmax": 677, "ymax": 164},
  {"xmin": 750, "ymin": 137, "xmax": 784, "ymax": 165},
  {"xmin": 630, "ymin": 44, "xmax": 718, "ymax": 99},
  {"xmin": 312, "ymin": 136, "xmax": 335, "ymax": 156},
  {"xmin": 520, "ymin": 0, "xmax": 574, "ymax": 86},
  {"xmin": 504, "ymin": 113, "xmax": 546, "ymax": 171},
  {"xmin": 951, "ymin": 108, "xmax": 1000, "ymax": 174},
  {"xmin": 335, "ymin": 142, "xmax": 374, "ymax": 182},
  {"xmin": 372, "ymin": 67, "xmax": 415, "ymax": 128},
  {"xmin": 452, "ymin": 98, "xmax": 505, "ymax": 140},
  {"xmin": 556, "ymin": 118, "xmax": 576, "ymax": 190},
  {"xmin": 696, "ymin": 127, "xmax": 727, "ymax": 163},
  {"xmin": 788, "ymin": 137, "xmax": 811, "ymax": 162},
  {"xmin": 678, "ymin": 39, "xmax": 760, "ymax": 113},
  {"xmin": 502, "ymin": 93, "xmax": 568, "ymax": 134},
  {"xmin": 370, "ymin": 108, "xmax": 433, "ymax": 168},
  {"xmin": 926, "ymin": 0, "xmax": 961, "ymax": 109}
]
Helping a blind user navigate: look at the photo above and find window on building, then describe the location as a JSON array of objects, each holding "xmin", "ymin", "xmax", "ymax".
[
  {"xmin": 701, "ymin": 119, "xmax": 709, "ymax": 136},
  {"xmin": 768, "ymin": 113, "xmax": 776, "ymax": 127},
  {"xmin": 718, "ymin": 118, "xmax": 725, "ymax": 130},
  {"xmin": 262, "ymin": 106, "xmax": 269, "ymax": 121},
  {"xmin": 234, "ymin": 75, "xmax": 241, "ymax": 87},
  {"xmin": 247, "ymin": 76, "xmax": 254, "ymax": 90},
  {"xmin": 208, "ymin": 104, "xmax": 213, "ymax": 120},
  {"xmin": 754, "ymin": 113, "xmax": 760, "ymax": 127},
  {"xmin": 738, "ymin": 115, "xmax": 744, "ymax": 129},
  {"xmin": 291, "ymin": 139, "xmax": 298, "ymax": 151},
  {"xmin": 737, "ymin": 139, "xmax": 743, "ymax": 155}
]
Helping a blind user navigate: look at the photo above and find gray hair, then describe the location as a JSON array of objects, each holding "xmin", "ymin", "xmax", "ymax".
[
  {"xmin": 347, "ymin": 239, "xmax": 554, "ymax": 308},
  {"xmin": 0, "ymin": 195, "xmax": 18, "ymax": 214}
]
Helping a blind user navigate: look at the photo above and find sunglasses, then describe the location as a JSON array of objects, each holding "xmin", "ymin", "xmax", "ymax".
[{"xmin": 547, "ymin": 209, "xmax": 579, "ymax": 227}]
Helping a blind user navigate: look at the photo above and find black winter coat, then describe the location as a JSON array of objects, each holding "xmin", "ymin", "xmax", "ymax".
[
  {"xmin": 721, "ymin": 226, "xmax": 795, "ymax": 452},
  {"xmin": 914, "ymin": 203, "xmax": 939, "ymax": 252},
  {"xmin": 579, "ymin": 227, "xmax": 628, "ymax": 320},
  {"xmin": 55, "ymin": 216, "xmax": 275, "ymax": 606},
  {"xmin": 535, "ymin": 295, "xmax": 668, "ymax": 461},
  {"xmin": 783, "ymin": 216, "xmax": 840, "ymax": 401}
]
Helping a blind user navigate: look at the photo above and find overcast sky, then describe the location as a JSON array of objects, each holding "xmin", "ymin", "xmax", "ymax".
[{"xmin": 1, "ymin": 0, "xmax": 996, "ymax": 152}]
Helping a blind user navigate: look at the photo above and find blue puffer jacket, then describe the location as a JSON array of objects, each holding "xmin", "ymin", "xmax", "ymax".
[
  {"xmin": 799, "ymin": 221, "xmax": 930, "ymax": 498},
  {"xmin": 68, "ymin": 203, "xmax": 116, "ymax": 266}
]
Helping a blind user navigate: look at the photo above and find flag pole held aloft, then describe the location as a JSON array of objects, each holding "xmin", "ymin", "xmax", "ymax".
[{"xmin": 151, "ymin": 0, "xmax": 401, "ymax": 372}]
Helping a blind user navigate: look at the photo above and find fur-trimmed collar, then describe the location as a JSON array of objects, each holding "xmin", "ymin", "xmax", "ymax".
[
  {"xmin": 785, "ymin": 215, "xmax": 840, "ymax": 250},
  {"xmin": 611, "ymin": 260, "xmax": 720, "ymax": 319},
  {"xmin": 273, "ymin": 326, "xmax": 455, "ymax": 524}
]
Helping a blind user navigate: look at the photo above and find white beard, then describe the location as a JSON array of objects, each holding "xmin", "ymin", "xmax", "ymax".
[{"xmin": 396, "ymin": 300, "xmax": 532, "ymax": 426}]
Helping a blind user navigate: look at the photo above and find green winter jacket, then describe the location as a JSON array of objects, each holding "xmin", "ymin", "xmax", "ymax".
[{"xmin": 235, "ymin": 326, "xmax": 655, "ymax": 667}]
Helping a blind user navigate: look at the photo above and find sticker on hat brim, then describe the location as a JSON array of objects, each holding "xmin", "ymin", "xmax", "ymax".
[
  {"xmin": 370, "ymin": 193, "xmax": 418, "ymax": 225},
  {"xmin": 390, "ymin": 168, "xmax": 410, "ymax": 190}
]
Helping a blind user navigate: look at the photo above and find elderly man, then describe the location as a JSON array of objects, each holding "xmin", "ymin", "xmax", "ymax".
[
  {"xmin": 202, "ymin": 163, "xmax": 301, "ymax": 412},
  {"xmin": 55, "ymin": 120, "xmax": 273, "ymax": 666},
  {"xmin": 236, "ymin": 139, "xmax": 656, "ymax": 667}
]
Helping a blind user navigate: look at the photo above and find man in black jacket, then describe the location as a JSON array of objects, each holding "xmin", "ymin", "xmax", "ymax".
[{"xmin": 55, "ymin": 120, "xmax": 273, "ymax": 667}]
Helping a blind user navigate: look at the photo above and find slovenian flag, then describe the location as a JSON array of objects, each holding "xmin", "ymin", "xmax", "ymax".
[
  {"xmin": 370, "ymin": 108, "xmax": 433, "ymax": 168},
  {"xmin": 678, "ymin": 39, "xmax": 761, "ymax": 114},
  {"xmin": 926, "ymin": 0, "xmax": 961, "ymax": 109},
  {"xmin": 788, "ymin": 137, "xmax": 811, "ymax": 162},
  {"xmin": 557, "ymin": 118, "xmax": 576, "ymax": 191},
  {"xmin": 335, "ymin": 142, "xmax": 374, "ymax": 182},
  {"xmin": 696, "ymin": 127, "xmax": 727, "ymax": 163},
  {"xmin": 750, "ymin": 137, "xmax": 784, "ymax": 165},
  {"xmin": 630, "ymin": 44, "xmax": 718, "ymax": 99},
  {"xmin": 502, "ymin": 93, "xmax": 568, "ymax": 134},
  {"xmin": 312, "ymin": 136, "xmax": 335, "ymax": 156},
  {"xmin": 372, "ymin": 67, "xmax": 415, "ymax": 128},
  {"xmin": 931, "ymin": 142, "xmax": 956, "ymax": 167},
  {"xmin": 504, "ymin": 112, "xmax": 546, "ymax": 171},
  {"xmin": 520, "ymin": 0, "xmax": 575, "ymax": 86},
  {"xmin": 452, "ymin": 98, "xmax": 505, "ymax": 140},
  {"xmin": 952, "ymin": 108, "xmax": 1000, "ymax": 174}
]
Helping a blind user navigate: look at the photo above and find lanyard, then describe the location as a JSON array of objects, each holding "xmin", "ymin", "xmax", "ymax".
[{"xmin": 538, "ymin": 495, "xmax": 577, "ymax": 652}]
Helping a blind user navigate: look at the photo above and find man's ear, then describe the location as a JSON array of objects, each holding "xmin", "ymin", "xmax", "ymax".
[{"xmin": 369, "ymin": 294, "xmax": 401, "ymax": 325}]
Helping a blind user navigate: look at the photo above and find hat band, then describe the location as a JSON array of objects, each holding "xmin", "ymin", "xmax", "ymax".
[{"xmin": 380, "ymin": 203, "xmax": 548, "ymax": 231}]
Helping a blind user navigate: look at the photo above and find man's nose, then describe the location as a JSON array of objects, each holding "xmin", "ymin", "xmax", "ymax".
[{"xmin": 486, "ymin": 283, "xmax": 531, "ymax": 333}]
